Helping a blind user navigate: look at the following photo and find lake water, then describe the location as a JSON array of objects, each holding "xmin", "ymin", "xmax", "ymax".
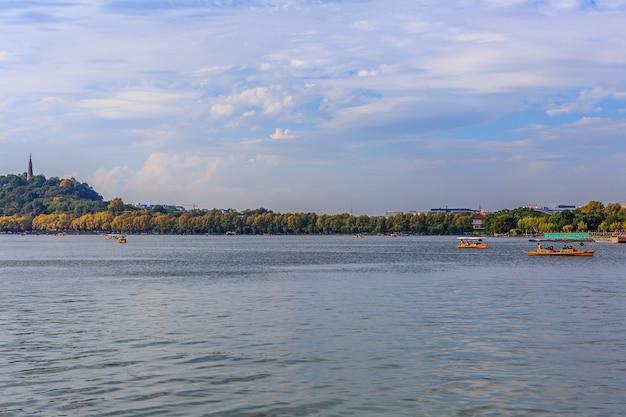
[{"xmin": 1, "ymin": 234, "xmax": 625, "ymax": 416}]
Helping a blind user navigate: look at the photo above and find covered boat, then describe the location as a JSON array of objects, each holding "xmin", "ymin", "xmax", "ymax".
[
  {"xmin": 526, "ymin": 239, "xmax": 594, "ymax": 256},
  {"xmin": 457, "ymin": 237, "xmax": 487, "ymax": 249}
]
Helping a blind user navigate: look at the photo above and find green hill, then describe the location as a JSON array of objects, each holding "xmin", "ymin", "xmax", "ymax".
[{"xmin": 0, "ymin": 173, "xmax": 107, "ymax": 216}]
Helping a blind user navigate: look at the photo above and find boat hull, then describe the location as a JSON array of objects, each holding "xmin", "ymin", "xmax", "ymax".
[
  {"xmin": 457, "ymin": 243, "xmax": 487, "ymax": 249},
  {"xmin": 526, "ymin": 249, "xmax": 594, "ymax": 256}
]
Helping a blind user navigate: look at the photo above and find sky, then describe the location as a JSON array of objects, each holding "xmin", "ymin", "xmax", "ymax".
[{"xmin": 2, "ymin": 0, "xmax": 626, "ymax": 215}]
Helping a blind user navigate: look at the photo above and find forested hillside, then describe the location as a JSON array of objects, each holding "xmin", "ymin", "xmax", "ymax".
[{"xmin": 0, "ymin": 173, "xmax": 106, "ymax": 216}]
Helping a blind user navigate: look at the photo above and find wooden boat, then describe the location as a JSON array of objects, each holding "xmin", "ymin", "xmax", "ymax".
[
  {"xmin": 457, "ymin": 237, "xmax": 487, "ymax": 249},
  {"xmin": 526, "ymin": 239, "xmax": 594, "ymax": 256}
]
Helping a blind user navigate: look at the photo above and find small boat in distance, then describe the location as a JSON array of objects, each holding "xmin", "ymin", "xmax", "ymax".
[
  {"xmin": 118, "ymin": 236, "xmax": 127, "ymax": 244},
  {"xmin": 104, "ymin": 233, "xmax": 125, "ymax": 241},
  {"xmin": 457, "ymin": 237, "xmax": 487, "ymax": 249},
  {"xmin": 526, "ymin": 239, "xmax": 594, "ymax": 256}
]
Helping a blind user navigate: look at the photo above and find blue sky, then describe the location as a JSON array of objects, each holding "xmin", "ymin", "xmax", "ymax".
[{"xmin": 2, "ymin": 0, "xmax": 626, "ymax": 215}]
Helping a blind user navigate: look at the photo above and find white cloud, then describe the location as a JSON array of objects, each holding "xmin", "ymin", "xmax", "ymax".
[
  {"xmin": 290, "ymin": 59, "xmax": 306, "ymax": 67},
  {"xmin": 79, "ymin": 89, "xmax": 198, "ymax": 119},
  {"xmin": 270, "ymin": 128, "xmax": 298, "ymax": 140},
  {"xmin": 88, "ymin": 166, "xmax": 133, "ymax": 200},
  {"xmin": 357, "ymin": 69, "xmax": 378, "ymax": 77},
  {"xmin": 210, "ymin": 87, "xmax": 295, "ymax": 120},
  {"xmin": 547, "ymin": 88, "xmax": 610, "ymax": 116},
  {"xmin": 191, "ymin": 65, "xmax": 232, "ymax": 75},
  {"xmin": 211, "ymin": 103, "xmax": 235, "ymax": 118},
  {"xmin": 89, "ymin": 152, "xmax": 230, "ymax": 204}
]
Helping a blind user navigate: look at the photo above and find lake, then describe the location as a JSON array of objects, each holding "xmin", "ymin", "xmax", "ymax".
[{"xmin": 1, "ymin": 234, "xmax": 625, "ymax": 416}]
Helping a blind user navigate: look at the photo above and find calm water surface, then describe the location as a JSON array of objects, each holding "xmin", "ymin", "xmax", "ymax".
[{"xmin": 1, "ymin": 234, "xmax": 625, "ymax": 416}]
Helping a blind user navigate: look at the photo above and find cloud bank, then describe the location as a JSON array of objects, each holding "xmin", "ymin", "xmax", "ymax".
[{"xmin": 2, "ymin": 0, "xmax": 626, "ymax": 214}]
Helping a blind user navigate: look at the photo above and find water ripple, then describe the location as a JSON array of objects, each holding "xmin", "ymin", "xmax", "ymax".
[{"xmin": 1, "ymin": 235, "xmax": 625, "ymax": 416}]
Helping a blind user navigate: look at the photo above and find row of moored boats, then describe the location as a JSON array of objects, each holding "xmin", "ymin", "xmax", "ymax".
[{"xmin": 457, "ymin": 237, "xmax": 595, "ymax": 256}]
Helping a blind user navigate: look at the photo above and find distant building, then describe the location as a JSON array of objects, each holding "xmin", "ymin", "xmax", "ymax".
[
  {"xmin": 406, "ymin": 210, "xmax": 428, "ymax": 215},
  {"xmin": 132, "ymin": 203, "xmax": 186, "ymax": 212},
  {"xmin": 27, "ymin": 154, "xmax": 33, "ymax": 181},
  {"xmin": 430, "ymin": 207, "xmax": 480, "ymax": 215},
  {"xmin": 525, "ymin": 204, "xmax": 577, "ymax": 215},
  {"xmin": 472, "ymin": 212, "xmax": 487, "ymax": 235}
]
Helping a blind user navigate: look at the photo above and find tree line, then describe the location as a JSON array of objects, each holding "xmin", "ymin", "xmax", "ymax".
[
  {"xmin": 0, "ymin": 204, "xmax": 473, "ymax": 235},
  {"xmin": 483, "ymin": 201, "xmax": 626, "ymax": 235},
  {"xmin": 2, "ymin": 199, "xmax": 625, "ymax": 235}
]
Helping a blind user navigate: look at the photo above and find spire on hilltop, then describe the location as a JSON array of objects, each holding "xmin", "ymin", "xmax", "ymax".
[{"xmin": 27, "ymin": 153, "xmax": 33, "ymax": 181}]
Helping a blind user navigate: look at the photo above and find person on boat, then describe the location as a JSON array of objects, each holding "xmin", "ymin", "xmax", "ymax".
[{"xmin": 537, "ymin": 243, "xmax": 542, "ymax": 251}]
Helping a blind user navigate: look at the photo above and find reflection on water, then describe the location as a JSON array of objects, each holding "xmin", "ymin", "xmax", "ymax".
[{"xmin": 1, "ymin": 235, "xmax": 625, "ymax": 416}]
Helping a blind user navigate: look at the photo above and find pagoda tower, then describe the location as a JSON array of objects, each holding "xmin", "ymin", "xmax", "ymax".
[{"xmin": 27, "ymin": 154, "xmax": 33, "ymax": 181}]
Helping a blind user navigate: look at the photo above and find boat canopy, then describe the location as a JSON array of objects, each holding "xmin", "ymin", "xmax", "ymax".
[
  {"xmin": 543, "ymin": 232, "xmax": 590, "ymax": 240},
  {"xmin": 529, "ymin": 238, "xmax": 591, "ymax": 243}
]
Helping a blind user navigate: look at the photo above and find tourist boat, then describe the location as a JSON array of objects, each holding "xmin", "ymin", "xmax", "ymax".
[
  {"xmin": 526, "ymin": 239, "xmax": 594, "ymax": 256},
  {"xmin": 457, "ymin": 237, "xmax": 487, "ymax": 249}
]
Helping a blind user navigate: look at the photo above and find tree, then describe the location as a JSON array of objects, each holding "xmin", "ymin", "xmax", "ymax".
[
  {"xmin": 579, "ymin": 200, "xmax": 604, "ymax": 213},
  {"xmin": 547, "ymin": 210, "xmax": 575, "ymax": 231},
  {"xmin": 0, "ymin": 215, "xmax": 31, "ymax": 232},
  {"xmin": 484, "ymin": 212, "xmax": 517, "ymax": 235},
  {"xmin": 604, "ymin": 202, "xmax": 623, "ymax": 217},
  {"xmin": 518, "ymin": 217, "xmax": 540, "ymax": 234},
  {"xmin": 574, "ymin": 210, "xmax": 604, "ymax": 231},
  {"xmin": 484, "ymin": 207, "xmax": 540, "ymax": 235},
  {"xmin": 108, "ymin": 197, "xmax": 125, "ymax": 215}
]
